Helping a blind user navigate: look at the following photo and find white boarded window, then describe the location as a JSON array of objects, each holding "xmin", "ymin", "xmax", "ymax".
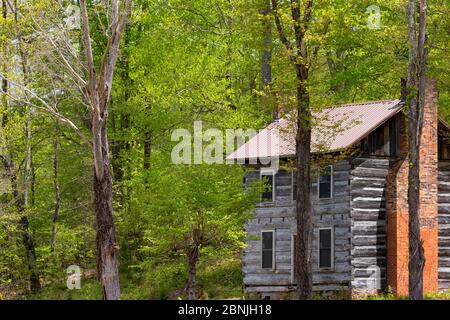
[
  {"xmin": 261, "ymin": 230, "xmax": 275, "ymax": 269},
  {"xmin": 318, "ymin": 228, "xmax": 334, "ymax": 270}
]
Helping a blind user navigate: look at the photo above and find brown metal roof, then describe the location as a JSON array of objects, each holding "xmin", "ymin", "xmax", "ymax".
[{"xmin": 227, "ymin": 99, "xmax": 403, "ymax": 160}]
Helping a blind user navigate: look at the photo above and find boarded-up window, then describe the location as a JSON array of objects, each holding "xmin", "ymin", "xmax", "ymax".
[
  {"xmin": 318, "ymin": 166, "xmax": 333, "ymax": 199},
  {"xmin": 319, "ymin": 228, "xmax": 334, "ymax": 269},
  {"xmin": 261, "ymin": 171, "xmax": 274, "ymax": 202},
  {"xmin": 261, "ymin": 231, "xmax": 275, "ymax": 269}
]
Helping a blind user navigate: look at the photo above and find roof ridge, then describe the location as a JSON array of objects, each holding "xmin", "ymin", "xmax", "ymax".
[
  {"xmin": 278, "ymin": 99, "xmax": 402, "ymax": 122},
  {"xmin": 322, "ymin": 99, "xmax": 400, "ymax": 109}
]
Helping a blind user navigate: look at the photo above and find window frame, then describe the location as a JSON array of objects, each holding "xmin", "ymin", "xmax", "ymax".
[
  {"xmin": 261, "ymin": 230, "xmax": 276, "ymax": 270},
  {"xmin": 317, "ymin": 165, "xmax": 334, "ymax": 200},
  {"xmin": 260, "ymin": 169, "xmax": 275, "ymax": 203},
  {"xmin": 291, "ymin": 170, "xmax": 297, "ymax": 201},
  {"xmin": 318, "ymin": 227, "xmax": 334, "ymax": 271},
  {"xmin": 291, "ymin": 233, "xmax": 296, "ymax": 284}
]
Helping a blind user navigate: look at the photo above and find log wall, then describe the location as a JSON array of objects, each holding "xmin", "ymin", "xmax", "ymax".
[
  {"xmin": 242, "ymin": 157, "xmax": 450, "ymax": 298},
  {"xmin": 350, "ymin": 158, "xmax": 389, "ymax": 293},
  {"xmin": 438, "ymin": 161, "xmax": 450, "ymax": 290},
  {"xmin": 242, "ymin": 160, "xmax": 352, "ymax": 298}
]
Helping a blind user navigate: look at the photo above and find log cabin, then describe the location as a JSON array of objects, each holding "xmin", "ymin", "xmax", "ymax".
[{"xmin": 227, "ymin": 79, "xmax": 450, "ymax": 299}]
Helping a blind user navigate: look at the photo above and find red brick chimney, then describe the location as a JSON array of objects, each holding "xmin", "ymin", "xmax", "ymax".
[{"xmin": 386, "ymin": 78, "xmax": 438, "ymax": 296}]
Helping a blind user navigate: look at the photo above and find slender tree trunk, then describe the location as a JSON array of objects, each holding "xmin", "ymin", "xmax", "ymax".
[
  {"xmin": 272, "ymin": 0, "xmax": 313, "ymax": 298},
  {"xmin": 407, "ymin": 0, "xmax": 427, "ymax": 300},
  {"xmin": 23, "ymin": 108, "xmax": 32, "ymax": 207},
  {"xmin": 1, "ymin": 0, "xmax": 7, "ymax": 126},
  {"xmin": 94, "ymin": 126, "xmax": 120, "ymax": 300},
  {"xmin": 21, "ymin": 106, "xmax": 40, "ymax": 293},
  {"xmin": 186, "ymin": 246, "xmax": 199, "ymax": 300},
  {"xmin": 51, "ymin": 136, "xmax": 60, "ymax": 251},
  {"xmin": 407, "ymin": 108, "xmax": 423, "ymax": 300},
  {"xmin": 259, "ymin": 0, "xmax": 274, "ymax": 119},
  {"xmin": 143, "ymin": 131, "xmax": 151, "ymax": 170},
  {"xmin": 1, "ymin": 155, "xmax": 41, "ymax": 292},
  {"xmin": 1, "ymin": 0, "xmax": 40, "ymax": 292},
  {"xmin": 111, "ymin": 39, "xmax": 131, "ymax": 184},
  {"xmin": 20, "ymin": 216, "xmax": 41, "ymax": 292},
  {"xmin": 31, "ymin": 161, "xmax": 35, "ymax": 206}
]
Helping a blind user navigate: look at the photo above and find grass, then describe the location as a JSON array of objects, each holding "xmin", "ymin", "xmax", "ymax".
[
  {"xmin": 197, "ymin": 256, "xmax": 244, "ymax": 300},
  {"xmin": 24, "ymin": 279, "xmax": 102, "ymax": 300},
  {"xmin": 20, "ymin": 256, "xmax": 244, "ymax": 300},
  {"xmin": 363, "ymin": 289, "xmax": 450, "ymax": 300}
]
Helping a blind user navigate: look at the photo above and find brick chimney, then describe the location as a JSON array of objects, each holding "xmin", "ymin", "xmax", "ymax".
[{"xmin": 386, "ymin": 78, "xmax": 438, "ymax": 296}]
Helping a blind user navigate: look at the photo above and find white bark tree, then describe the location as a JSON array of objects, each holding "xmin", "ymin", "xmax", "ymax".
[{"xmin": 0, "ymin": 0, "xmax": 132, "ymax": 299}]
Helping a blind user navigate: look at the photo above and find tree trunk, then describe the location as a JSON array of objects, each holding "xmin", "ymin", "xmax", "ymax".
[
  {"xmin": 186, "ymin": 246, "xmax": 199, "ymax": 300},
  {"xmin": 23, "ymin": 108, "xmax": 32, "ymax": 207},
  {"xmin": 20, "ymin": 216, "xmax": 41, "ymax": 292},
  {"xmin": 79, "ymin": 0, "xmax": 132, "ymax": 300},
  {"xmin": 1, "ymin": 0, "xmax": 40, "ymax": 292},
  {"xmin": 271, "ymin": 0, "xmax": 314, "ymax": 300},
  {"xmin": 408, "ymin": 114, "xmax": 424, "ymax": 299},
  {"xmin": 31, "ymin": 161, "xmax": 36, "ymax": 206},
  {"xmin": 294, "ymin": 80, "xmax": 312, "ymax": 300},
  {"xmin": 1, "ymin": 0, "xmax": 7, "ymax": 127},
  {"xmin": 1, "ymin": 155, "xmax": 41, "ymax": 292},
  {"xmin": 407, "ymin": 0, "xmax": 427, "ymax": 300},
  {"xmin": 259, "ymin": 0, "xmax": 274, "ymax": 119},
  {"xmin": 93, "ymin": 127, "xmax": 121, "ymax": 300},
  {"xmin": 143, "ymin": 131, "xmax": 151, "ymax": 170},
  {"xmin": 51, "ymin": 137, "xmax": 60, "ymax": 252}
]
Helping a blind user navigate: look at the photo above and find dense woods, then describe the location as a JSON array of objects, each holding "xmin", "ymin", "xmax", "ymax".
[{"xmin": 0, "ymin": 0, "xmax": 449, "ymax": 300}]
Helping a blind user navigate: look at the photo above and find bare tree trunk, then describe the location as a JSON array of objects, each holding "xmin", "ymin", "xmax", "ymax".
[
  {"xmin": 79, "ymin": 0, "xmax": 132, "ymax": 300},
  {"xmin": 407, "ymin": 0, "xmax": 427, "ymax": 300},
  {"xmin": 93, "ymin": 126, "xmax": 121, "ymax": 300},
  {"xmin": 186, "ymin": 246, "xmax": 199, "ymax": 300},
  {"xmin": 51, "ymin": 135, "xmax": 60, "ymax": 251}
]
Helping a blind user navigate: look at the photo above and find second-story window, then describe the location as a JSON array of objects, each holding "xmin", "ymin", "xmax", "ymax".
[
  {"xmin": 260, "ymin": 170, "xmax": 274, "ymax": 202},
  {"xmin": 318, "ymin": 165, "xmax": 333, "ymax": 199}
]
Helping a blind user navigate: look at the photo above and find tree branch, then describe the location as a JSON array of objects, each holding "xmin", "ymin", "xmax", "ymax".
[
  {"xmin": 79, "ymin": 0, "xmax": 99, "ymax": 112},
  {"xmin": 0, "ymin": 72, "xmax": 91, "ymax": 146},
  {"xmin": 271, "ymin": 0, "xmax": 296, "ymax": 64},
  {"xmin": 98, "ymin": 0, "xmax": 132, "ymax": 110}
]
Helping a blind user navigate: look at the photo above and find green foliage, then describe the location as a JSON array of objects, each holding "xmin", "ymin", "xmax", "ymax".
[{"xmin": 0, "ymin": 0, "xmax": 448, "ymax": 300}]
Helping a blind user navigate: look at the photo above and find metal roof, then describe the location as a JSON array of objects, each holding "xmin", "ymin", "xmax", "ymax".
[{"xmin": 227, "ymin": 99, "xmax": 403, "ymax": 160}]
